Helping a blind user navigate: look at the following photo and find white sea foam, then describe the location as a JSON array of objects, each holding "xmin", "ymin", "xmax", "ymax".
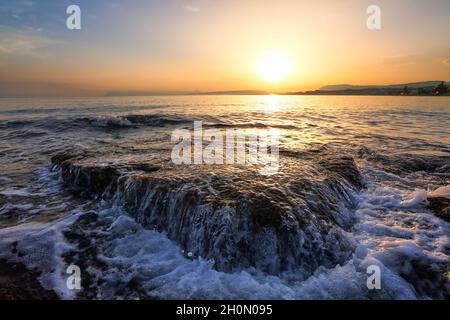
[
  {"xmin": 0, "ymin": 203, "xmax": 34, "ymax": 215},
  {"xmin": 79, "ymin": 205, "xmax": 373, "ymax": 299},
  {"xmin": 0, "ymin": 176, "xmax": 13, "ymax": 183},
  {"xmin": 1, "ymin": 203, "xmax": 435, "ymax": 300},
  {"xmin": 90, "ymin": 116, "xmax": 134, "ymax": 128},
  {"xmin": 400, "ymin": 189, "xmax": 428, "ymax": 208},
  {"xmin": 0, "ymin": 214, "xmax": 81, "ymax": 299},
  {"xmin": 0, "ymin": 188, "xmax": 35, "ymax": 197},
  {"xmin": 350, "ymin": 162, "xmax": 450, "ymax": 298},
  {"xmin": 67, "ymin": 191, "xmax": 448, "ymax": 299}
]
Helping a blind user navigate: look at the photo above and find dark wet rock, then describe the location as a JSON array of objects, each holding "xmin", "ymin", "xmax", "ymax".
[
  {"xmin": 318, "ymin": 155, "xmax": 363, "ymax": 189},
  {"xmin": 61, "ymin": 164, "xmax": 120, "ymax": 195},
  {"xmin": 129, "ymin": 164, "xmax": 161, "ymax": 173},
  {"xmin": 0, "ymin": 259, "xmax": 58, "ymax": 300},
  {"xmin": 52, "ymin": 150, "xmax": 120, "ymax": 195},
  {"xmin": 51, "ymin": 151, "xmax": 82, "ymax": 164},
  {"xmin": 427, "ymin": 197, "xmax": 450, "ymax": 222},
  {"xmin": 52, "ymin": 148, "xmax": 362, "ymax": 275}
]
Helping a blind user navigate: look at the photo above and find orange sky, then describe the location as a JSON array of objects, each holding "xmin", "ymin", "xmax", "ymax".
[{"xmin": 0, "ymin": 0, "xmax": 449, "ymax": 97}]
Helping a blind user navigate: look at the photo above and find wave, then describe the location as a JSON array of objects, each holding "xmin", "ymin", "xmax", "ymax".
[
  {"xmin": 204, "ymin": 122, "xmax": 299, "ymax": 130},
  {"xmin": 0, "ymin": 114, "xmax": 196, "ymax": 131},
  {"xmin": 1, "ymin": 113, "xmax": 302, "ymax": 133},
  {"xmin": 357, "ymin": 146, "xmax": 450, "ymax": 176}
]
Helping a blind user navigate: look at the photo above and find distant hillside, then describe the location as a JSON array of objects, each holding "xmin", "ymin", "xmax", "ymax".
[{"xmin": 289, "ymin": 81, "xmax": 450, "ymax": 96}]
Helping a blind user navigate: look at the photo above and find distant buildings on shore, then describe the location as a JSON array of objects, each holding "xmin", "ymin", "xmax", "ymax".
[{"xmin": 295, "ymin": 81, "xmax": 449, "ymax": 96}]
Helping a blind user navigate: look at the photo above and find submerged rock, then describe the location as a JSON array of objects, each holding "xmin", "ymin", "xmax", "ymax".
[{"xmin": 52, "ymin": 148, "xmax": 363, "ymax": 275}]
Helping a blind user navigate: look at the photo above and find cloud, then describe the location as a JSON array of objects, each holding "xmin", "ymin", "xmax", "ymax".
[
  {"xmin": 0, "ymin": 30, "xmax": 54, "ymax": 55},
  {"xmin": 443, "ymin": 58, "xmax": 450, "ymax": 66},
  {"xmin": 182, "ymin": 5, "xmax": 200, "ymax": 13},
  {"xmin": 0, "ymin": 0, "xmax": 35, "ymax": 19}
]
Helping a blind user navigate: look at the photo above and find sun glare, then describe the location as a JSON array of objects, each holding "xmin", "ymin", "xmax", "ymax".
[{"xmin": 256, "ymin": 51, "xmax": 292, "ymax": 83}]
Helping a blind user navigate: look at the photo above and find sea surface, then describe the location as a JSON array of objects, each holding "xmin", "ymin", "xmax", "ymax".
[{"xmin": 0, "ymin": 95, "xmax": 449, "ymax": 299}]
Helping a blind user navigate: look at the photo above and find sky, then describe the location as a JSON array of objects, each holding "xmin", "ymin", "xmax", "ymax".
[{"xmin": 0, "ymin": 0, "xmax": 449, "ymax": 97}]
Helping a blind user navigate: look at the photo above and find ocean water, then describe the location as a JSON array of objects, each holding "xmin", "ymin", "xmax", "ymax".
[{"xmin": 0, "ymin": 95, "xmax": 449, "ymax": 299}]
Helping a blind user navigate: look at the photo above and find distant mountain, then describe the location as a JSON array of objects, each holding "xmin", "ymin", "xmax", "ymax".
[{"xmin": 319, "ymin": 81, "xmax": 450, "ymax": 91}]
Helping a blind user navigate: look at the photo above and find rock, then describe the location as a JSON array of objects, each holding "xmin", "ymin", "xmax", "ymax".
[
  {"xmin": 427, "ymin": 197, "xmax": 450, "ymax": 222},
  {"xmin": 52, "ymin": 148, "xmax": 363, "ymax": 275},
  {"xmin": 0, "ymin": 259, "xmax": 58, "ymax": 300}
]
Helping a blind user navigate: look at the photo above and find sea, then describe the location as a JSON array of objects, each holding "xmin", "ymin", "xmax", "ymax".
[{"xmin": 0, "ymin": 95, "xmax": 449, "ymax": 299}]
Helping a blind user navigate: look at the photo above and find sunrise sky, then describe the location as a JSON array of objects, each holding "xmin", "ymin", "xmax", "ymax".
[{"xmin": 0, "ymin": 0, "xmax": 449, "ymax": 97}]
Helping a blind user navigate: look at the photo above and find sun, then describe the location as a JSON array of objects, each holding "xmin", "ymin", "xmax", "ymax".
[{"xmin": 256, "ymin": 51, "xmax": 292, "ymax": 83}]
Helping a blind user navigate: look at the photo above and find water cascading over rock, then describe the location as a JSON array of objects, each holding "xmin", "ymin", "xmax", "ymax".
[{"xmin": 52, "ymin": 147, "xmax": 363, "ymax": 275}]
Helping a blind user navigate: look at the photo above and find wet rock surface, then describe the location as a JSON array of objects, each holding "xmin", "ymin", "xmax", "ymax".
[
  {"xmin": 427, "ymin": 197, "xmax": 450, "ymax": 222},
  {"xmin": 0, "ymin": 259, "xmax": 58, "ymax": 300},
  {"xmin": 52, "ymin": 147, "xmax": 363, "ymax": 274}
]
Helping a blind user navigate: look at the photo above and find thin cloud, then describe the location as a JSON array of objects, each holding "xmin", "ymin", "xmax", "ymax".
[
  {"xmin": 0, "ymin": 0, "xmax": 35, "ymax": 19},
  {"xmin": 182, "ymin": 5, "xmax": 200, "ymax": 13},
  {"xmin": 0, "ymin": 30, "xmax": 55, "ymax": 55}
]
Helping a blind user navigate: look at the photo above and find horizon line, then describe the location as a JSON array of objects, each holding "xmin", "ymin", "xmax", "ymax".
[{"xmin": 1, "ymin": 80, "xmax": 448, "ymax": 99}]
